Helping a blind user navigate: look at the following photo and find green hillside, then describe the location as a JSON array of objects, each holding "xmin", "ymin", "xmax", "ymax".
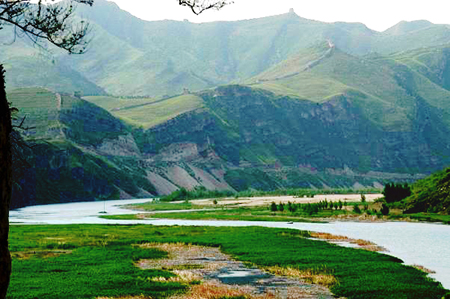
[
  {"xmin": 130, "ymin": 83, "xmax": 450, "ymax": 177},
  {"xmin": 405, "ymin": 167, "xmax": 450, "ymax": 214},
  {"xmin": 3, "ymin": 57, "xmax": 105, "ymax": 95},
  {"xmin": 9, "ymin": 88, "xmax": 157, "ymax": 209},
  {"xmin": 247, "ymin": 42, "xmax": 450, "ymax": 132},
  {"xmin": 375, "ymin": 22, "xmax": 450, "ymax": 54},
  {"xmin": 9, "ymin": 88, "xmax": 126, "ymax": 145},
  {"xmin": 388, "ymin": 45, "xmax": 450, "ymax": 91},
  {"xmin": 84, "ymin": 94, "xmax": 204, "ymax": 128}
]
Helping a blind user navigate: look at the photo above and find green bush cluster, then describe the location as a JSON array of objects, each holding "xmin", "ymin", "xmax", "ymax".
[
  {"xmin": 382, "ymin": 183, "xmax": 411, "ymax": 203},
  {"xmin": 160, "ymin": 186, "xmax": 234, "ymax": 202},
  {"xmin": 270, "ymin": 200, "xmax": 344, "ymax": 215}
]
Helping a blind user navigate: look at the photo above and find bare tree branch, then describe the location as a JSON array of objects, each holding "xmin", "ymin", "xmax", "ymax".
[
  {"xmin": 178, "ymin": 0, "xmax": 233, "ymax": 15},
  {"xmin": 0, "ymin": 0, "xmax": 93, "ymax": 54}
]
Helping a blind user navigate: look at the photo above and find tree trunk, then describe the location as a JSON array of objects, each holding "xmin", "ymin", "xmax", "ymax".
[{"xmin": 0, "ymin": 65, "xmax": 12, "ymax": 298}]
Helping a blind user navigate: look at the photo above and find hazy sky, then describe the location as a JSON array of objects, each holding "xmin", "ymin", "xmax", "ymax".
[{"xmin": 107, "ymin": 0, "xmax": 450, "ymax": 32}]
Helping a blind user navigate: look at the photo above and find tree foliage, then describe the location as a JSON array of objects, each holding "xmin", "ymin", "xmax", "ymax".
[
  {"xmin": 382, "ymin": 183, "xmax": 411, "ymax": 204},
  {"xmin": 353, "ymin": 204, "xmax": 361, "ymax": 214},
  {"xmin": 270, "ymin": 201, "xmax": 277, "ymax": 212},
  {"xmin": 381, "ymin": 203, "xmax": 390, "ymax": 215}
]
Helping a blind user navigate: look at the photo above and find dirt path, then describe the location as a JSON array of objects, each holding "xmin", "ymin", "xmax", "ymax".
[
  {"xmin": 136, "ymin": 243, "xmax": 338, "ymax": 299},
  {"xmin": 56, "ymin": 93, "xmax": 62, "ymax": 111}
]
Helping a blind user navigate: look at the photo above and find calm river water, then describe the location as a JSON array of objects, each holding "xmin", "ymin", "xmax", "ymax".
[{"xmin": 9, "ymin": 199, "xmax": 450, "ymax": 289}]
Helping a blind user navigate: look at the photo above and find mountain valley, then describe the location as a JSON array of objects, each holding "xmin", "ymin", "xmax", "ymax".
[{"xmin": 6, "ymin": 1, "xmax": 450, "ymax": 208}]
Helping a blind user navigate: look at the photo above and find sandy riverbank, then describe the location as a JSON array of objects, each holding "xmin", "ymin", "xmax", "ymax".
[{"xmin": 182, "ymin": 194, "xmax": 383, "ymax": 207}]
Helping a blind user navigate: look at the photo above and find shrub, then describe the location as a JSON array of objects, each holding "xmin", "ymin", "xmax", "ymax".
[
  {"xmin": 288, "ymin": 202, "xmax": 297, "ymax": 213},
  {"xmin": 381, "ymin": 203, "xmax": 390, "ymax": 215},
  {"xmin": 270, "ymin": 202, "xmax": 277, "ymax": 212},
  {"xmin": 353, "ymin": 205, "xmax": 362, "ymax": 214}
]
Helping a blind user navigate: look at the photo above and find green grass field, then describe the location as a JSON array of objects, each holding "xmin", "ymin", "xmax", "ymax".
[
  {"xmin": 8, "ymin": 225, "xmax": 447, "ymax": 299},
  {"xmin": 84, "ymin": 94, "xmax": 204, "ymax": 128},
  {"xmin": 83, "ymin": 95, "xmax": 161, "ymax": 111},
  {"xmin": 123, "ymin": 201, "xmax": 207, "ymax": 212},
  {"xmin": 101, "ymin": 208, "xmax": 326, "ymax": 223}
]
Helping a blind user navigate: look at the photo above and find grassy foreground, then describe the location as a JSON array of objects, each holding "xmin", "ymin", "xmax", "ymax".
[{"xmin": 8, "ymin": 225, "xmax": 448, "ymax": 299}]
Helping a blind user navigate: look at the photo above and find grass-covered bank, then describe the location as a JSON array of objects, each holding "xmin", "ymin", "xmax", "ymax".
[
  {"xmin": 110, "ymin": 192, "xmax": 450, "ymax": 225},
  {"xmin": 388, "ymin": 213, "xmax": 450, "ymax": 224},
  {"xmin": 102, "ymin": 208, "xmax": 326, "ymax": 223},
  {"xmin": 8, "ymin": 225, "xmax": 448, "ymax": 299}
]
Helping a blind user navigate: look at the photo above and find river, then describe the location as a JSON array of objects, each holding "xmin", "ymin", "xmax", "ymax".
[{"xmin": 9, "ymin": 199, "xmax": 450, "ymax": 289}]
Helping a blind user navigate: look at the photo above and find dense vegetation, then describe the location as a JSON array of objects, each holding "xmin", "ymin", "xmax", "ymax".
[
  {"xmin": 8, "ymin": 225, "xmax": 448, "ymax": 299},
  {"xmin": 404, "ymin": 167, "xmax": 450, "ymax": 214},
  {"xmin": 383, "ymin": 183, "xmax": 411, "ymax": 203},
  {"xmin": 160, "ymin": 187, "xmax": 234, "ymax": 202}
]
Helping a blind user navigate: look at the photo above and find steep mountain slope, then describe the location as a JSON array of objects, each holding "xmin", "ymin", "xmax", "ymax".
[
  {"xmin": 88, "ymin": 84, "xmax": 440, "ymax": 186},
  {"xmin": 9, "ymin": 88, "xmax": 235, "ymax": 208},
  {"xmin": 388, "ymin": 45, "xmax": 450, "ymax": 92},
  {"xmin": 9, "ymin": 88, "xmax": 151, "ymax": 208},
  {"xmin": 0, "ymin": 27, "xmax": 105, "ymax": 95},
  {"xmin": 376, "ymin": 21, "xmax": 450, "ymax": 54},
  {"xmin": 248, "ymin": 42, "xmax": 450, "ymax": 130}
]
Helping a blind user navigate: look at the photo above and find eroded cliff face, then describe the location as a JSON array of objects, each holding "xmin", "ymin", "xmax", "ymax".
[{"xmin": 122, "ymin": 85, "xmax": 447, "ymax": 193}]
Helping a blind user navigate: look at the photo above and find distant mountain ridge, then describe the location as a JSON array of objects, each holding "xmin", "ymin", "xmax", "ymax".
[{"xmin": 4, "ymin": 0, "xmax": 450, "ymax": 96}]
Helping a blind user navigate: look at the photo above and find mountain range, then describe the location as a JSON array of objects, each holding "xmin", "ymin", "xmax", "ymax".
[
  {"xmin": 4, "ymin": 0, "xmax": 450, "ymax": 97},
  {"xmin": 6, "ymin": 0, "xmax": 450, "ymax": 207}
]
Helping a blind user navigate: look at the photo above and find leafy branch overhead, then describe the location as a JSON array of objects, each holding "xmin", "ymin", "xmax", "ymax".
[
  {"xmin": 0, "ymin": 0, "xmax": 93, "ymax": 54},
  {"xmin": 178, "ymin": 0, "xmax": 233, "ymax": 15}
]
